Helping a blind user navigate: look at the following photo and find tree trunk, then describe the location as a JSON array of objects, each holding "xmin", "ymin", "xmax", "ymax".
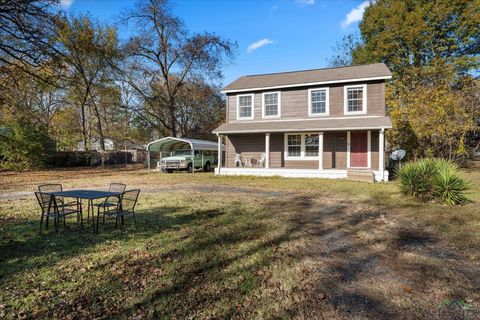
[
  {"xmin": 91, "ymin": 99, "xmax": 106, "ymax": 166},
  {"xmin": 168, "ymin": 98, "xmax": 177, "ymax": 137},
  {"xmin": 79, "ymin": 91, "xmax": 89, "ymax": 151}
]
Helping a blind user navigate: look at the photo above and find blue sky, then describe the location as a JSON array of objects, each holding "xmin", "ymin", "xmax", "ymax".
[{"xmin": 61, "ymin": 0, "xmax": 371, "ymax": 86}]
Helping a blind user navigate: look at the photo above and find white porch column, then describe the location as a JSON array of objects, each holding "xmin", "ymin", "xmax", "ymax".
[
  {"xmin": 379, "ymin": 128, "xmax": 385, "ymax": 181},
  {"xmin": 265, "ymin": 133, "xmax": 270, "ymax": 169},
  {"xmin": 217, "ymin": 134, "xmax": 222, "ymax": 174},
  {"xmin": 318, "ymin": 132, "xmax": 324, "ymax": 170},
  {"xmin": 346, "ymin": 131, "xmax": 351, "ymax": 168}
]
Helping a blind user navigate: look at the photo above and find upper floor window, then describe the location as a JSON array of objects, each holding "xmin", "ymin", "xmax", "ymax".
[
  {"xmin": 308, "ymin": 88, "xmax": 329, "ymax": 116},
  {"xmin": 344, "ymin": 84, "xmax": 367, "ymax": 115},
  {"xmin": 262, "ymin": 92, "xmax": 281, "ymax": 118},
  {"xmin": 237, "ymin": 94, "xmax": 254, "ymax": 120}
]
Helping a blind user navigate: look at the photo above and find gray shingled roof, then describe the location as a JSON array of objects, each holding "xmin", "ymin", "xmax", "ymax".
[
  {"xmin": 223, "ymin": 63, "xmax": 392, "ymax": 92},
  {"xmin": 213, "ymin": 116, "xmax": 392, "ymax": 134}
]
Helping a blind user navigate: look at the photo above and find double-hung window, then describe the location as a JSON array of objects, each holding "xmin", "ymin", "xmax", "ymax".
[
  {"xmin": 262, "ymin": 92, "xmax": 281, "ymax": 118},
  {"xmin": 285, "ymin": 133, "xmax": 320, "ymax": 159},
  {"xmin": 305, "ymin": 134, "xmax": 319, "ymax": 157},
  {"xmin": 287, "ymin": 134, "xmax": 301, "ymax": 157},
  {"xmin": 344, "ymin": 84, "xmax": 367, "ymax": 114},
  {"xmin": 308, "ymin": 88, "xmax": 329, "ymax": 116},
  {"xmin": 237, "ymin": 94, "xmax": 254, "ymax": 120}
]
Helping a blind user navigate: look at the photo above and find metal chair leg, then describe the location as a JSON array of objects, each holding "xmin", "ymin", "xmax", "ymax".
[
  {"xmin": 96, "ymin": 206, "xmax": 100, "ymax": 233},
  {"xmin": 39, "ymin": 210, "xmax": 45, "ymax": 232}
]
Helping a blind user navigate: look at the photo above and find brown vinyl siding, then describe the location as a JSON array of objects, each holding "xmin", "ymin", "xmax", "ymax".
[
  {"xmin": 270, "ymin": 133, "xmax": 284, "ymax": 168},
  {"xmin": 323, "ymin": 132, "xmax": 347, "ymax": 169},
  {"xmin": 226, "ymin": 81, "xmax": 385, "ymax": 122},
  {"xmin": 226, "ymin": 134, "xmax": 265, "ymax": 167},
  {"xmin": 227, "ymin": 131, "xmax": 349, "ymax": 170},
  {"xmin": 284, "ymin": 160, "xmax": 318, "ymax": 169}
]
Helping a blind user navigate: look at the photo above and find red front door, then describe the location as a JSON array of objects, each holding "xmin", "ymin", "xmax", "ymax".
[{"xmin": 350, "ymin": 131, "xmax": 368, "ymax": 167}]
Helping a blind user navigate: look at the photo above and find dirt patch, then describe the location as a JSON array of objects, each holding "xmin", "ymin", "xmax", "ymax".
[{"xmin": 276, "ymin": 195, "xmax": 480, "ymax": 319}]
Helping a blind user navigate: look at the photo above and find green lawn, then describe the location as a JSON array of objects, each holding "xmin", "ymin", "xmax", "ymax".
[{"xmin": 0, "ymin": 167, "xmax": 479, "ymax": 318}]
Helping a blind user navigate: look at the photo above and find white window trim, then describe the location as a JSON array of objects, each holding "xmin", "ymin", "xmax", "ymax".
[
  {"xmin": 262, "ymin": 91, "xmax": 281, "ymax": 119},
  {"xmin": 308, "ymin": 87, "xmax": 329, "ymax": 117},
  {"xmin": 344, "ymin": 84, "xmax": 367, "ymax": 115},
  {"xmin": 284, "ymin": 132, "xmax": 321, "ymax": 161},
  {"xmin": 236, "ymin": 93, "xmax": 254, "ymax": 120}
]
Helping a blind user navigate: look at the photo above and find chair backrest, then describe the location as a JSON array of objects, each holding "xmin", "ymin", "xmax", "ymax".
[
  {"xmin": 234, "ymin": 153, "xmax": 241, "ymax": 161},
  {"xmin": 259, "ymin": 153, "xmax": 266, "ymax": 161},
  {"xmin": 109, "ymin": 183, "xmax": 126, "ymax": 193},
  {"xmin": 120, "ymin": 189, "xmax": 140, "ymax": 213},
  {"xmin": 35, "ymin": 192, "xmax": 57, "ymax": 212},
  {"xmin": 38, "ymin": 184, "xmax": 62, "ymax": 193}
]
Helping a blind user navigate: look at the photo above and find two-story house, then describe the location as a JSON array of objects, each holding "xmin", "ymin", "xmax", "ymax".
[{"xmin": 213, "ymin": 63, "xmax": 392, "ymax": 181}]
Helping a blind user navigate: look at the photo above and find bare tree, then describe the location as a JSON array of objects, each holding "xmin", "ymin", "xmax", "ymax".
[
  {"xmin": 328, "ymin": 34, "xmax": 361, "ymax": 67},
  {"xmin": 0, "ymin": 0, "xmax": 60, "ymax": 81},
  {"xmin": 55, "ymin": 14, "xmax": 121, "ymax": 152},
  {"xmin": 121, "ymin": 0, "xmax": 235, "ymax": 137}
]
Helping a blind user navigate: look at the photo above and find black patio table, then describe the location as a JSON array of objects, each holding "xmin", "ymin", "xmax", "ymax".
[{"xmin": 44, "ymin": 190, "xmax": 122, "ymax": 232}]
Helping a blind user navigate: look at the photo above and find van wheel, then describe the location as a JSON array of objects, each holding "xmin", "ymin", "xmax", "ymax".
[
  {"xmin": 187, "ymin": 163, "xmax": 193, "ymax": 173},
  {"xmin": 204, "ymin": 161, "xmax": 211, "ymax": 172}
]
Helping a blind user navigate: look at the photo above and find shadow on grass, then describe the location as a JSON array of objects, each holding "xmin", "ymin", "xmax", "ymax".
[
  {"xmin": 1, "ymin": 193, "xmax": 479, "ymax": 319},
  {"xmin": 0, "ymin": 205, "xmax": 229, "ymax": 282}
]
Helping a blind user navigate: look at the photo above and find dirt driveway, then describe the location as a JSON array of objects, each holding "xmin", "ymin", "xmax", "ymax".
[{"xmin": 258, "ymin": 195, "xmax": 480, "ymax": 319}]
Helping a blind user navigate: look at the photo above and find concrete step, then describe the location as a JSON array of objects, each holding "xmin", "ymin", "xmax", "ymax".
[{"xmin": 347, "ymin": 170, "xmax": 375, "ymax": 182}]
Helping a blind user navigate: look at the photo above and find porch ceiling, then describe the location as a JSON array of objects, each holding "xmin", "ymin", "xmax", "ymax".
[{"xmin": 213, "ymin": 116, "xmax": 392, "ymax": 134}]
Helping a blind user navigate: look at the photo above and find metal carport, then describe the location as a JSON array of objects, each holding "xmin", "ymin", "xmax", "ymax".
[{"xmin": 146, "ymin": 137, "xmax": 224, "ymax": 173}]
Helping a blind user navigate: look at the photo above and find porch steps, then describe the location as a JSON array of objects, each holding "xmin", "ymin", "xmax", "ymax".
[{"xmin": 347, "ymin": 170, "xmax": 375, "ymax": 182}]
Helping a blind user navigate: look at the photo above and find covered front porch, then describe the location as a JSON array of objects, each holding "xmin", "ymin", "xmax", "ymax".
[{"xmin": 214, "ymin": 129, "xmax": 388, "ymax": 182}]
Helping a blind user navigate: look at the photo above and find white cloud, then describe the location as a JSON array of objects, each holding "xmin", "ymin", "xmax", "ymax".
[
  {"xmin": 246, "ymin": 38, "xmax": 275, "ymax": 53},
  {"xmin": 296, "ymin": 0, "xmax": 315, "ymax": 6},
  {"xmin": 60, "ymin": 0, "xmax": 74, "ymax": 9},
  {"xmin": 341, "ymin": 1, "xmax": 371, "ymax": 28},
  {"xmin": 271, "ymin": 5, "xmax": 278, "ymax": 10}
]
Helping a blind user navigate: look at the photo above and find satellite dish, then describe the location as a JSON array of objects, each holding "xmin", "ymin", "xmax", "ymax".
[{"xmin": 390, "ymin": 149, "xmax": 406, "ymax": 161}]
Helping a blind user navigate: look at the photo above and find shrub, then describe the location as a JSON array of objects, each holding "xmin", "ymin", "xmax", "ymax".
[
  {"xmin": 432, "ymin": 160, "xmax": 470, "ymax": 205},
  {"xmin": 398, "ymin": 158, "xmax": 470, "ymax": 205},
  {"xmin": 0, "ymin": 119, "xmax": 55, "ymax": 170}
]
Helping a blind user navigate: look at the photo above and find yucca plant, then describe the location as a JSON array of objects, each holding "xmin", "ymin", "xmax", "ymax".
[
  {"xmin": 398, "ymin": 158, "xmax": 436, "ymax": 200},
  {"xmin": 398, "ymin": 158, "xmax": 470, "ymax": 205},
  {"xmin": 432, "ymin": 160, "xmax": 470, "ymax": 205}
]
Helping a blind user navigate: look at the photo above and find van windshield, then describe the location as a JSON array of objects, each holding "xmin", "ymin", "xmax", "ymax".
[{"xmin": 171, "ymin": 149, "xmax": 191, "ymax": 156}]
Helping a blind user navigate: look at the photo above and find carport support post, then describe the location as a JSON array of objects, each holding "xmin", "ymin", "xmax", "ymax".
[
  {"xmin": 147, "ymin": 151, "xmax": 150, "ymax": 173},
  {"xmin": 191, "ymin": 148, "xmax": 195, "ymax": 173}
]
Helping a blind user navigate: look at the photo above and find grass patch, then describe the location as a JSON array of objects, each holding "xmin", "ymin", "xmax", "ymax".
[{"xmin": 1, "ymin": 167, "xmax": 479, "ymax": 318}]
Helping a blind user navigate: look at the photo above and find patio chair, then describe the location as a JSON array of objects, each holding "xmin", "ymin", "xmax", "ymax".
[
  {"xmin": 35, "ymin": 191, "xmax": 81, "ymax": 232},
  {"xmin": 38, "ymin": 184, "xmax": 77, "ymax": 209},
  {"xmin": 96, "ymin": 189, "xmax": 140, "ymax": 232},
  {"xmin": 257, "ymin": 153, "xmax": 266, "ymax": 168},
  {"xmin": 234, "ymin": 153, "xmax": 243, "ymax": 167},
  {"xmin": 92, "ymin": 183, "xmax": 126, "ymax": 221}
]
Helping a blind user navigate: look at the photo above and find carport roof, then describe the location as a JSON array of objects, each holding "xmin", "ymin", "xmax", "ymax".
[
  {"xmin": 147, "ymin": 137, "xmax": 221, "ymax": 152},
  {"xmin": 212, "ymin": 116, "xmax": 392, "ymax": 134}
]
